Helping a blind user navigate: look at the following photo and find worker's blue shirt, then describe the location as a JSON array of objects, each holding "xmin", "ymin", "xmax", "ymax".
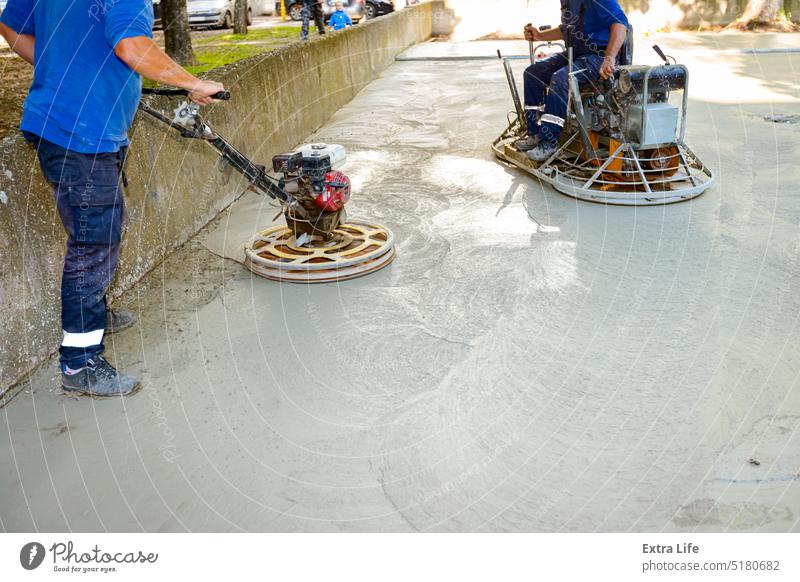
[
  {"xmin": 329, "ymin": 10, "xmax": 352, "ymax": 31},
  {"xmin": 0, "ymin": 0, "xmax": 154, "ymax": 153},
  {"xmin": 560, "ymin": 0, "xmax": 628, "ymax": 56}
]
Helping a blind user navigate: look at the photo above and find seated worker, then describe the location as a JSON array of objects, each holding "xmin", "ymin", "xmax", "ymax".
[
  {"xmin": 517, "ymin": 0, "xmax": 628, "ymax": 162},
  {"xmin": 329, "ymin": 2, "xmax": 353, "ymax": 31}
]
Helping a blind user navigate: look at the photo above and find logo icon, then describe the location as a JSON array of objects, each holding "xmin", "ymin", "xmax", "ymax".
[{"xmin": 20, "ymin": 542, "xmax": 46, "ymax": 570}]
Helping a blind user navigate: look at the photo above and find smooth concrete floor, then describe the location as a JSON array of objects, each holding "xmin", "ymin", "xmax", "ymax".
[{"xmin": 2, "ymin": 34, "xmax": 799, "ymax": 532}]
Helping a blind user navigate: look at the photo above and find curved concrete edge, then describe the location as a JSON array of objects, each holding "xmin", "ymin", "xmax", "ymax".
[{"xmin": 0, "ymin": 2, "xmax": 442, "ymax": 396}]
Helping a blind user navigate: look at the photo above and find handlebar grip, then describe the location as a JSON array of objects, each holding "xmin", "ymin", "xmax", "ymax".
[
  {"xmin": 141, "ymin": 88, "xmax": 190, "ymax": 96},
  {"xmin": 142, "ymin": 88, "xmax": 180, "ymax": 96},
  {"xmin": 141, "ymin": 88, "xmax": 230, "ymax": 100}
]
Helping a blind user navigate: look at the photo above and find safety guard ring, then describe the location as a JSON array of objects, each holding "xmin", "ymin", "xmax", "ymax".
[{"xmin": 244, "ymin": 220, "xmax": 396, "ymax": 284}]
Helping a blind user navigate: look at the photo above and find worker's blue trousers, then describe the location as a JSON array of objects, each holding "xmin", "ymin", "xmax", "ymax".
[
  {"xmin": 31, "ymin": 136, "xmax": 125, "ymax": 371},
  {"xmin": 523, "ymin": 52, "xmax": 604, "ymax": 144},
  {"xmin": 301, "ymin": 4, "xmax": 325, "ymax": 39}
]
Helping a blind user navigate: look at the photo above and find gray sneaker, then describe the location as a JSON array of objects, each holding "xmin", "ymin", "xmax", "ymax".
[
  {"xmin": 514, "ymin": 134, "xmax": 540, "ymax": 152},
  {"xmin": 106, "ymin": 309, "xmax": 136, "ymax": 335},
  {"xmin": 61, "ymin": 356, "xmax": 141, "ymax": 398},
  {"xmin": 526, "ymin": 141, "xmax": 559, "ymax": 162}
]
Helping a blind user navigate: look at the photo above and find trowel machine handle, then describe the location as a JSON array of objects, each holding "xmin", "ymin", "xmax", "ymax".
[
  {"xmin": 141, "ymin": 87, "xmax": 231, "ymax": 101},
  {"xmin": 137, "ymin": 88, "xmax": 303, "ymax": 214}
]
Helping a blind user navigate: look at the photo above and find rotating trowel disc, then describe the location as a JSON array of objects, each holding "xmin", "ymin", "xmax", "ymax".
[{"xmin": 244, "ymin": 220, "xmax": 396, "ymax": 284}]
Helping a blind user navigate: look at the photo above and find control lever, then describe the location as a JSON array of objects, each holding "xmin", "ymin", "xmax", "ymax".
[
  {"xmin": 652, "ymin": 45, "xmax": 670, "ymax": 64},
  {"xmin": 528, "ymin": 24, "xmax": 554, "ymax": 64}
]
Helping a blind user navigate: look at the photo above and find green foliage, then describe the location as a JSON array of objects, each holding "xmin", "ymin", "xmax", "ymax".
[
  {"xmin": 186, "ymin": 26, "xmax": 301, "ymax": 75},
  {"xmin": 142, "ymin": 25, "xmax": 302, "ymax": 86},
  {"xmin": 205, "ymin": 26, "xmax": 300, "ymax": 44}
]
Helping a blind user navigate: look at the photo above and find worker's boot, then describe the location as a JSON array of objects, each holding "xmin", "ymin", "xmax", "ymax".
[
  {"xmin": 61, "ymin": 356, "xmax": 141, "ymax": 398},
  {"xmin": 106, "ymin": 309, "xmax": 136, "ymax": 335},
  {"xmin": 526, "ymin": 141, "xmax": 559, "ymax": 162},
  {"xmin": 515, "ymin": 134, "xmax": 540, "ymax": 152}
]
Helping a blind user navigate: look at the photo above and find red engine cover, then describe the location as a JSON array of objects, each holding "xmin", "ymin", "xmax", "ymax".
[{"xmin": 315, "ymin": 171, "xmax": 351, "ymax": 212}]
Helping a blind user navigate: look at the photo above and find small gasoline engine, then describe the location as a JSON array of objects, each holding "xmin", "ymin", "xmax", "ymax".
[{"xmin": 272, "ymin": 144, "xmax": 352, "ymax": 241}]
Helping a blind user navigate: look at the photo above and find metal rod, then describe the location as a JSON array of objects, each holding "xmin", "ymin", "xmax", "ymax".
[
  {"xmin": 501, "ymin": 56, "xmax": 526, "ymax": 133},
  {"xmin": 628, "ymin": 144, "xmax": 652, "ymax": 193},
  {"xmin": 679, "ymin": 65, "xmax": 689, "ymax": 142},
  {"xmin": 569, "ymin": 74, "xmax": 598, "ymax": 161},
  {"xmin": 538, "ymin": 132, "xmax": 579, "ymax": 172},
  {"xmin": 209, "ymin": 135, "xmax": 300, "ymax": 207},
  {"xmin": 566, "ymin": 47, "xmax": 573, "ymax": 130},
  {"xmin": 138, "ymin": 102, "xmax": 301, "ymax": 211},
  {"xmin": 676, "ymin": 143, "xmax": 697, "ymax": 187}
]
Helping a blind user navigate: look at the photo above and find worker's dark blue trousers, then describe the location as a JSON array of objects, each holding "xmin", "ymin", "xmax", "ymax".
[
  {"xmin": 31, "ymin": 136, "xmax": 125, "ymax": 371},
  {"xmin": 301, "ymin": 4, "xmax": 325, "ymax": 39},
  {"xmin": 523, "ymin": 52, "xmax": 604, "ymax": 144}
]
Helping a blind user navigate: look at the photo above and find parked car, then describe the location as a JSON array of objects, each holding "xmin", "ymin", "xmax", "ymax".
[
  {"xmin": 276, "ymin": 0, "xmax": 393, "ymax": 23},
  {"xmin": 275, "ymin": 0, "xmax": 308, "ymax": 22},
  {"xmin": 250, "ymin": 0, "xmax": 274, "ymax": 15},
  {"xmin": 362, "ymin": 0, "xmax": 394, "ymax": 20},
  {"xmin": 152, "ymin": 0, "xmax": 162, "ymax": 29},
  {"xmin": 188, "ymin": 0, "xmax": 253, "ymax": 29}
]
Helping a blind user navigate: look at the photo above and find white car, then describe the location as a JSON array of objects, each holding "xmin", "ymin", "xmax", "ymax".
[{"xmin": 188, "ymin": 0, "xmax": 253, "ymax": 28}]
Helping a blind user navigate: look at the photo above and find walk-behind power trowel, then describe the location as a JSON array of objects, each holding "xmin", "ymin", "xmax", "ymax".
[
  {"xmin": 493, "ymin": 29, "xmax": 715, "ymax": 205},
  {"xmin": 138, "ymin": 88, "xmax": 396, "ymax": 283}
]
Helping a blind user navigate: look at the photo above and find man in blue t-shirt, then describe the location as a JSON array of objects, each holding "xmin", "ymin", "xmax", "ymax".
[
  {"xmin": 516, "ymin": 0, "xmax": 629, "ymax": 162},
  {"xmin": 0, "ymin": 0, "xmax": 225, "ymax": 398}
]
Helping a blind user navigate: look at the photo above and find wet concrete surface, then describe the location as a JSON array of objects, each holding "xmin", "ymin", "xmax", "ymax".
[{"xmin": 2, "ymin": 36, "xmax": 800, "ymax": 532}]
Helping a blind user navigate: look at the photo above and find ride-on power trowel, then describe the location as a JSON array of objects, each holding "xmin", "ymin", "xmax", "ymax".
[
  {"xmin": 493, "ymin": 27, "xmax": 715, "ymax": 205},
  {"xmin": 138, "ymin": 88, "xmax": 396, "ymax": 283}
]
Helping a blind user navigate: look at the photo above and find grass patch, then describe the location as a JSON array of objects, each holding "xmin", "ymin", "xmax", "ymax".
[
  {"xmin": 143, "ymin": 25, "xmax": 304, "ymax": 84},
  {"xmin": 196, "ymin": 25, "xmax": 301, "ymax": 45},
  {"xmin": 188, "ymin": 25, "xmax": 303, "ymax": 75}
]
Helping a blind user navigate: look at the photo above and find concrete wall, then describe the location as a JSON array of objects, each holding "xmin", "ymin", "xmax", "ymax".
[{"xmin": 0, "ymin": 2, "xmax": 438, "ymax": 396}]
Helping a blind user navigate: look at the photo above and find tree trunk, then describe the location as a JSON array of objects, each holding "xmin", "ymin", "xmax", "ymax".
[
  {"xmin": 787, "ymin": 0, "xmax": 799, "ymax": 22},
  {"xmin": 730, "ymin": 0, "xmax": 786, "ymax": 28},
  {"xmin": 162, "ymin": 0, "xmax": 196, "ymax": 65},
  {"xmin": 234, "ymin": 0, "xmax": 248, "ymax": 35}
]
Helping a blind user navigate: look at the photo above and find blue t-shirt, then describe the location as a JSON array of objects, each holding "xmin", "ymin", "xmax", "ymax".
[
  {"xmin": 0, "ymin": 0, "xmax": 154, "ymax": 153},
  {"xmin": 560, "ymin": 0, "xmax": 628, "ymax": 56},
  {"xmin": 329, "ymin": 10, "xmax": 352, "ymax": 31}
]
